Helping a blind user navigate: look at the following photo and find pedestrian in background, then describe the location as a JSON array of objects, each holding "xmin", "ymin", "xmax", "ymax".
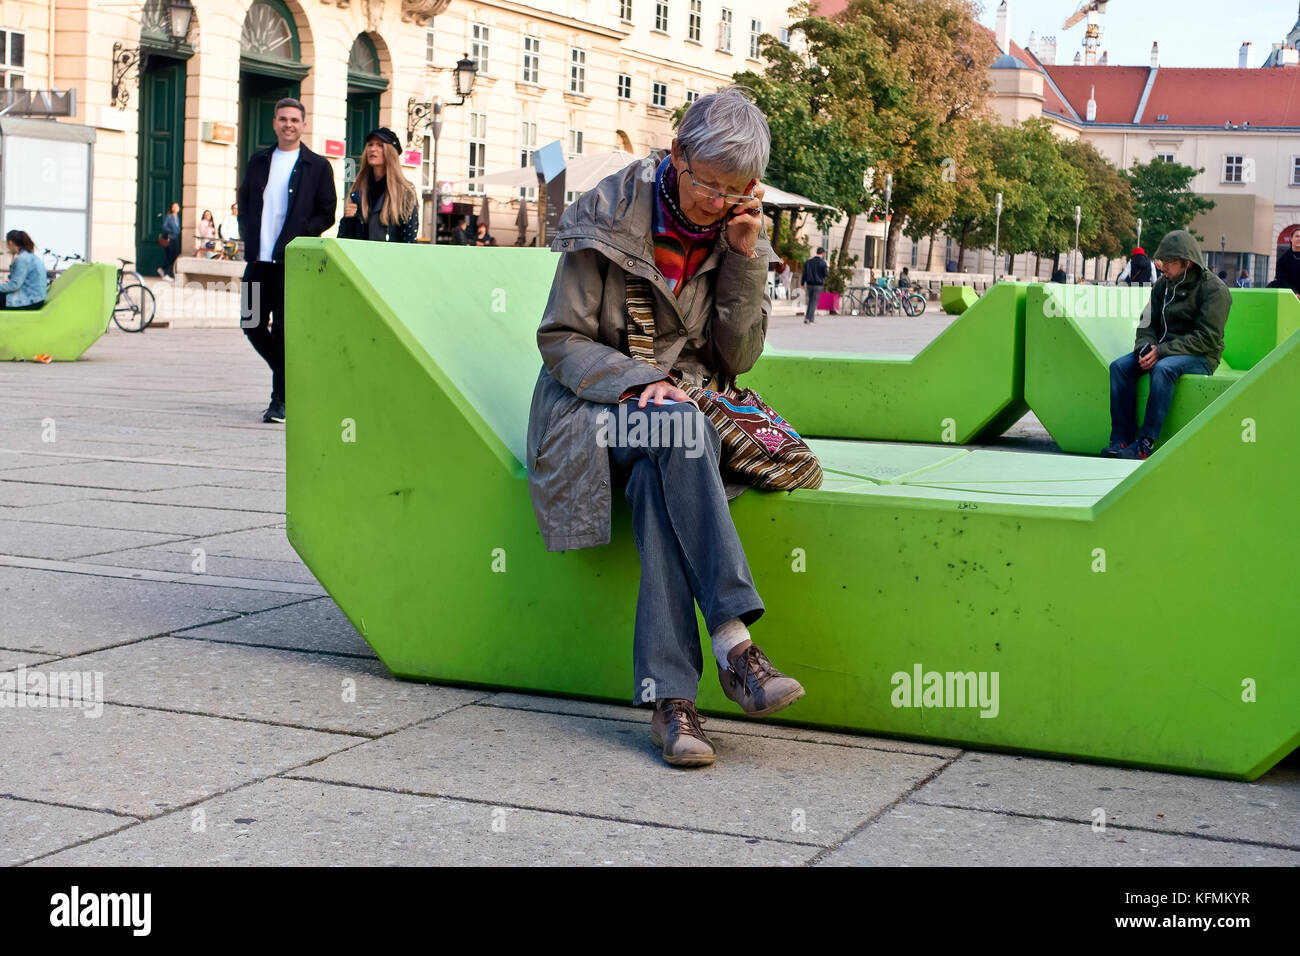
[
  {"xmin": 338, "ymin": 127, "xmax": 419, "ymax": 243},
  {"xmin": 237, "ymin": 97, "xmax": 337, "ymax": 424},
  {"xmin": 158, "ymin": 202, "xmax": 181, "ymax": 279},
  {"xmin": 450, "ymin": 217, "xmax": 471, "ymax": 245},
  {"xmin": 801, "ymin": 247, "xmax": 828, "ymax": 325},
  {"xmin": 1268, "ymin": 228, "xmax": 1300, "ymax": 297},
  {"xmin": 475, "ymin": 222, "xmax": 495, "ymax": 246},
  {"xmin": 196, "ymin": 210, "xmax": 217, "ymax": 257},
  {"xmin": 1236, "ymin": 269, "xmax": 1251, "ymax": 288},
  {"xmin": 0, "ymin": 230, "xmax": 48, "ymax": 310}
]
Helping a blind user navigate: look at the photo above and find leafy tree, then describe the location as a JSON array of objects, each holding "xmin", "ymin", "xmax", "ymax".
[{"xmin": 1124, "ymin": 159, "xmax": 1216, "ymax": 246}]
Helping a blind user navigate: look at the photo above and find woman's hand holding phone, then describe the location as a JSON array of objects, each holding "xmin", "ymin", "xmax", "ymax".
[{"xmin": 724, "ymin": 182, "xmax": 765, "ymax": 258}]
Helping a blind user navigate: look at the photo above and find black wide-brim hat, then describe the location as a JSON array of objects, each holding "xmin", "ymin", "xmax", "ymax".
[{"xmin": 365, "ymin": 127, "xmax": 402, "ymax": 151}]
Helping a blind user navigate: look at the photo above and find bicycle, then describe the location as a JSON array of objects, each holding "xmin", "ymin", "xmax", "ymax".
[
  {"xmin": 43, "ymin": 248, "xmax": 85, "ymax": 284},
  {"xmin": 112, "ymin": 257, "xmax": 157, "ymax": 332}
]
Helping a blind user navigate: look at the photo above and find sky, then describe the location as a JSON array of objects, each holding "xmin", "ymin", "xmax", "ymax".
[{"xmin": 976, "ymin": 1, "xmax": 1300, "ymax": 68}]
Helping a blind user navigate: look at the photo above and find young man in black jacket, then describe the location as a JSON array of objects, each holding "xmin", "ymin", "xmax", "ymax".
[
  {"xmin": 800, "ymin": 247, "xmax": 828, "ymax": 324},
  {"xmin": 238, "ymin": 97, "xmax": 337, "ymax": 423}
]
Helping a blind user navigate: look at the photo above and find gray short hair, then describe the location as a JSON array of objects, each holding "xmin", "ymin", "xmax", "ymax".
[{"xmin": 676, "ymin": 87, "xmax": 770, "ymax": 182}]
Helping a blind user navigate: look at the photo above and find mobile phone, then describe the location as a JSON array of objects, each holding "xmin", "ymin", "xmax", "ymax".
[
  {"xmin": 1139, "ymin": 344, "xmax": 1154, "ymax": 358},
  {"xmin": 349, "ymin": 191, "xmax": 360, "ymax": 205}
]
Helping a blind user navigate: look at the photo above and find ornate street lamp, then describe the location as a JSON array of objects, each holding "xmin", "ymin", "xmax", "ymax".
[
  {"xmin": 407, "ymin": 54, "xmax": 479, "ymax": 243},
  {"xmin": 168, "ymin": 0, "xmax": 195, "ymax": 41},
  {"xmin": 112, "ymin": 0, "xmax": 194, "ymax": 110}
]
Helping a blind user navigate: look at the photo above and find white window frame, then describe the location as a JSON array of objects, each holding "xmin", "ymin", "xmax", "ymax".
[
  {"xmin": 749, "ymin": 18, "xmax": 761, "ymax": 59},
  {"xmin": 654, "ymin": 0, "xmax": 669, "ymax": 33},
  {"xmin": 425, "ymin": 28, "xmax": 436, "ymax": 66},
  {"xmin": 619, "ymin": 0, "xmax": 633, "ymax": 23},
  {"xmin": 421, "ymin": 132, "xmax": 434, "ymax": 191},
  {"xmin": 569, "ymin": 47, "xmax": 586, "ymax": 94},
  {"xmin": 688, "ymin": 0, "xmax": 701, "ymax": 42},
  {"xmin": 617, "ymin": 73, "xmax": 632, "ymax": 100},
  {"xmin": 1, "ymin": 29, "xmax": 25, "ymax": 88},
  {"xmin": 685, "ymin": 89, "xmax": 699, "ymax": 106},
  {"xmin": 1292, "ymin": 156, "xmax": 1300, "ymax": 186},
  {"xmin": 651, "ymin": 81, "xmax": 668, "ymax": 108},
  {"xmin": 467, "ymin": 111, "xmax": 487, "ymax": 194},
  {"xmin": 1154, "ymin": 152, "xmax": 1175, "ymax": 164},
  {"xmin": 718, "ymin": 9, "xmax": 733, "ymax": 52},
  {"xmin": 471, "ymin": 23, "xmax": 490, "ymax": 76},
  {"xmin": 567, "ymin": 129, "xmax": 584, "ymax": 158},
  {"xmin": 1223, "ymin": 154, "xmax": 1244, "ymax": 184},
  {"xmin": 519, "ymin": 120, "xmax": 538, "ymax": 200},
  {"xmin": 521, "ymin": 35, "xmax": 540, "ymax": 84}
]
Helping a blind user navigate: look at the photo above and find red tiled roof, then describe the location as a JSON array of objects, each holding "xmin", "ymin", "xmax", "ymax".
[
  {"xmin": 1139, "ymin": 67, "xmax": 1300, "ymax": 126},
  {"xmin": 1042, "ymin": 66, "xmax": 1150, "ymax": 124}
]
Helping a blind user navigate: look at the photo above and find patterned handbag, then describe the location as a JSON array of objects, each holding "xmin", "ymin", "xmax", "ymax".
[{"xmin": 624, "ymin": 275, "xmax": 822, "ymax": 492}]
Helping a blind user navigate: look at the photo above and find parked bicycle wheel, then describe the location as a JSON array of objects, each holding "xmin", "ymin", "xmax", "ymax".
[
  {"xmin": 113, "ymin": 282, "xmax": 156, "ymax": 332},
  {"xmin": 865, "ymin": 287, "xmax": 883, "ymax": 316},
  {"xmin": 903, "ymin": 292, "xmax": 927, "ymax": 317}
]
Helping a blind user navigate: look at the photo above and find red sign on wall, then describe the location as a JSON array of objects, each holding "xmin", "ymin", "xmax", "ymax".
[
  {"xmin": 402, "ymin": 149, "xmax": 422, "ymax": 168},
  {"xmin": 323, "ymin": 139, "xmax": 346, "ymax": 158}
]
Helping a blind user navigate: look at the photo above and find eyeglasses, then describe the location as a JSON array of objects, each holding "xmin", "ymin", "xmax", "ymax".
[{"xmin": 680, "ymin": 148, "xmax": 755, "ymax": 205}]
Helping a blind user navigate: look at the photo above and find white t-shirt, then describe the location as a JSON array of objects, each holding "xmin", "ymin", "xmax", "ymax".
[
  {"xmin": 220, "ymin": 215, "xmax": 240, "ymax": 241},
  {"xmin": 259, "ymin": 147, "xmax": 300, "ymax": 262}
]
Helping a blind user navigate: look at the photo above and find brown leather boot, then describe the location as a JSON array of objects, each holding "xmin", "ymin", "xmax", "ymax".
[
  {"xmin": 650, "ymin": 698, "xmax": 716, "ymax": 767},
  {"xmin": 718, "ymin": 643, "xmax": 805, "ymax": 718}
]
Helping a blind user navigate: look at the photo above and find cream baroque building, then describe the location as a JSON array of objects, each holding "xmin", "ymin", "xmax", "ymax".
[{"xmin": 0, "ymin": 0, "xmax": 792, "ymax": 274}]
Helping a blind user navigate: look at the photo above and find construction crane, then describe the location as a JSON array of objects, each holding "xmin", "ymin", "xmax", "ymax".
[{"xmin": 1063, "ymin": 0, "xmax": 1109, "ymax": 66}]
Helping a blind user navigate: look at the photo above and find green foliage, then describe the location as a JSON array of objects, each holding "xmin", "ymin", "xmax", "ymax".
[
  {"xmin": 825, "ymin": 250, "xmax": 858, "ymax": 294},
  {"xmin": 773, "ymin": 220, "xmax": 811, "ymax": 264},
  {"xmin": 1124, "ymin": 160, "xmax": 1216, "ymax": 245}
]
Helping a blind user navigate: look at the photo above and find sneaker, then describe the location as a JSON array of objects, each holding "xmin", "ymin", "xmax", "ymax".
[
  {"xmin": 263, "ymin": 400, "xmax": 286, "ymax": 424},
  {"xmin": 1100, "ymin": 440, "xmax": 1129, "ymax": 457},
  {"xmin": 718, "ymin": 642, "xmax": 805, "ymax": 718},
  {"xmin": 1117, "ymin": 437, "xmax": 1154, "ymax": 460},
  {"xmin": 650, "ymin": 699, "xmax": 715, "ymax": 767}
]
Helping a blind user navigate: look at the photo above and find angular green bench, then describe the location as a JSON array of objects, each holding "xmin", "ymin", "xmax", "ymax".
[
  {"xmin": 0, "ymin": 263, "xmax": 116, "ymax": 362},
  {"xmin": 284, "ymin": 240, "xmax": 1299, "ymax": 780},
  {"xmin": 744, "ymin": 283, "xmax": 1029, "ymax": 444},
  {"xmin": 1026, "ymin": 284, "xmax": 1300, "ymax": 454},
  {"xmin": 941, "ymin": 284, "xmax": 979, "ymax": 315}
]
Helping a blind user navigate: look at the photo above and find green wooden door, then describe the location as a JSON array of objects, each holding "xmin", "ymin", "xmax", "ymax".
[
  {"xmin": 134, "ymin": 55, "xmax": 187, "ymax": 276},
  {"xmin": 239, "ymin": 72, "xmax": 300, "ymax": 179},
  {"xmin": 344, "ymin": 92, "xmax": 380, "ymax": 196}
]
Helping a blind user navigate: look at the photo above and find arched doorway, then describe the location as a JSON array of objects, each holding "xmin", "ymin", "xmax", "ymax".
[
  {"xmin": 239, "ymin": 0, "xmax": 309, "ymax": 177},
  {"xmin": 615, "ymin": 130, "xmax": 634, "ymax": 154},
  {"xmin": 344, "ymin": 35, "xmax": 389, "ymax": 190},
  {"xmin": 134, "ymin": 0, "xmax": 196, "ymax": 275}
]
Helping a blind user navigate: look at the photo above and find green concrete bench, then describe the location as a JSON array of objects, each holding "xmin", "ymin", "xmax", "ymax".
[
  {"xmin": 941, "ymin": 284, "xmax": 979, "ymax": 315},
  {"xmin": 1026, "ymin": 284, "xmax": 1299, "ymax": 454},
  {"xmin": 0, "ymin": 263, "xmax": 115, "ymax": 362},
  {"xmin": 284, "ymin": 240, "xmax": 1299, "ymax": 780},
  {"xmin": 744, "ymin": 282, "xmax": 1029, "ymax": 444}
]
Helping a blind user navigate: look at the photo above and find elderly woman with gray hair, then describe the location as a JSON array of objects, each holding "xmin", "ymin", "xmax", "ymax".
[{"xmin": 525, "ymin": 88, "xmax": 804, "ymax": 768}]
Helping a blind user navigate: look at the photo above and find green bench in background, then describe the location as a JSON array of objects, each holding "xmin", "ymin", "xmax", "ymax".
[
  {"xmin": 744, "ymin": 283, "xmax": 1029, "ymax": 444},
  {"xmin": 1026, "ymin": 284, "xmax": 1300, "ymax": 455},
  {"xmin": 283, "ymin": 241, "xmax": 1298, "ymax": 780},
  {"xmin": 941, "ymin": 285, "xmax": 979, "ymax": 315},
  {"xmin": 0, "ymin": 263, "xmax": 115, "ymax": 362}
]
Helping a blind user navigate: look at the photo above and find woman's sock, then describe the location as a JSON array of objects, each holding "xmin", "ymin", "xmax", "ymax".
[{"xmin": 710, "ymin": 617, "xmax": 751, "ymax": 671}]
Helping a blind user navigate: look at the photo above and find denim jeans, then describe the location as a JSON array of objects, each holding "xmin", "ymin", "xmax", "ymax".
[
  {"xmin": 607, "ymin": 400, "xmax": 764, "ymax": 706},
  {"xmin": 1109, "ymin": 350, "xmax": 1213, "ymax": 444},
  {"xmin": 804, "ymin": 284, "xmax": 822, "ymax": 323}
]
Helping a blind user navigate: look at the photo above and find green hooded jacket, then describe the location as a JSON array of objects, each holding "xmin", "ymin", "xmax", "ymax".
[{"xmin": 1135, "ymin": 230, "xmax": 1232, "ymax": 371}]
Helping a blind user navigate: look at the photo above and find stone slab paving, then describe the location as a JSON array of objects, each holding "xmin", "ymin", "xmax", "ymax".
[
  {"xmin": 31, "ymin": 777, "xmax": 813, "ymax": 866},
  {"xmin": 0, "ymin": 328, "xmax": 1292, "ymax": 866}
]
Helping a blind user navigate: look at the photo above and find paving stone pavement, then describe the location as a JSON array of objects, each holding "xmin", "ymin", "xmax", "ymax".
[{"xmin": 0, "ymin": 325, "xmax": 1294, "ymax": 867}]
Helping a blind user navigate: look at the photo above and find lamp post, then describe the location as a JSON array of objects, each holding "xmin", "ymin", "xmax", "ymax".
[
  {"xmin": 1220, "ymin": 234, "xmax": 1227, "ymax": 273},
  {"xmin": 993, "ymin": 191, "xmax": 1003, "ymax": 283},
  {"xmin": 1136, "ymin": 217, "xmax": 1143, "ymax": 251},
  {"xmin": 1073, "ymin": 204, "xmax": 1082, "ymax": 284},
  {"xmin": 883, "ymin": 172, "xmax": 893, "ymax": 273},
  {"xmin": 111, "ymin": 0, "xmax": 193, "ymax": 110},
  {"xmin": 407, "ymin": 54, "xmax": 479, "ymax": 244}
]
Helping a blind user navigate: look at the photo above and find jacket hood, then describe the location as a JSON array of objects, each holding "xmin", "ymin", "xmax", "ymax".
[
  {"xmin": 1154, "ymin": 230, "xmax": 1206, "ymax": 270},
  {"xmin": 553, "ymin": 150, "xmax": 666, "ymax": 258}
]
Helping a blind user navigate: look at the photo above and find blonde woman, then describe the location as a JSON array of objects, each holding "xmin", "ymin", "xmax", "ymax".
[{"xmin": 339, "ymin": 127, "xmax": 419, "ymax": 243}]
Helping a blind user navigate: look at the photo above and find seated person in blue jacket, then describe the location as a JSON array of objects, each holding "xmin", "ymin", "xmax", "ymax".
[
  {"xmin": 0, "ymin": 230, "xmax": 49, "ymax": 310},
  {"xmin": 1102, "ymin": 230, "xmax": 1231, "ymax": 460}
]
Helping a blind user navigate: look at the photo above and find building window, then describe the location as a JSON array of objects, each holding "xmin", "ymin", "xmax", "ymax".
[
  {"xmin": 655, "ymin": 1, "xmax": 669, "ymax": 33},
  {"xmin": 1223, "ymin": 154, "xmax": 1244, "ymax": 183},
  {"xmin": 619, "ymin": 0, "xmax": 633, "ymax": 22},
  {"xmin": 569, "ymin": 48, "xmax": 586, "ymax": 94},
  {"xmin": 519, "ymin": 120, "xmax": 537, "ymax": 200},
  {"xmin": 567, "ymin": 129, "xmax": 584, "ymax": 157},
  {"xmin": 421, "ymin": 133, "xmax": 433, "ymax": 191},
  {"xmin": 0, "ymin": 29, "xmax": 25, "ymax": 88},
  {"xmin": 1293, "ymin": 157, "xmax": 1300, "ymax": 186},
  {"xmin": 910, "ymin": 241, "xmax": 919, "ymax": 268},
  {"xmin": 618, "ymin": 73, "xmax": 632, "ymax": 99},
  {"xmin": 1154, "ymin": 152, "xmax": 1174, "ymax": 163},
  {"xmin": 565, "ymin": 190, "xmax": 583, "ymax": 205},
  {"xmin": 471, "ymin": 23, "xmax": 490, "ymax": 75},
  {"xmin": 718, "ymin": 9, "xmax": 732, "ymax": 52},
  {"xmin": 685, "ymin": 89, "xmax": 699, "ymax": 106},
  {"xmin": 651, "ymin": 81, "xmax": 668, "ymax": 108},
  {"xmin": 467, "ymin": 111, "xmax": 487, "ymax": 194},
  {"xmin": 688, "ymin": 0, "xmax": 701, "ymax": 42},
  {"xmin": 780, "ymin": 28, "xmax": 792, "ymax": 47},
  {"xmin": 945, "ymin": 237, "xmax": 955, "ymax": 268},
  {"xmin": 425, "ymin": 28, "xmax": 436, "ymax": 66},
  {"xmin": 749, "ymin": 18, "xmax": 761, "ymax": 59},
  {"xmin": 521, "ymin": 35, "xmax": 540, "ymax": 84}
]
